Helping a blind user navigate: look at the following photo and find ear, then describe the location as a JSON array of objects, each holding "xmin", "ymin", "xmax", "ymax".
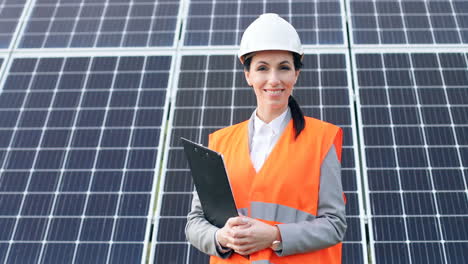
[
  {"xmin": 294, "ymin": 69, "xmax": 301, "ymax": 84},
  {"xmin": 244, "ymin": 69, "xmax": 252, "ymax": 86}
]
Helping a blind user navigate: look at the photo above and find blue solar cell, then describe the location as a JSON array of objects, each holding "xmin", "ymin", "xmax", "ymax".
[
  {"xmin": 91, "ymin": 171, "xmax": 123, "ymax": 192},
  {"xmin": 400, "ymin": 169, "xmax": 432, "ymax": 191},
  {"xmin": 114, "ymin": 73, "xmax": 142, "ymax": 89},
  {"xmin": 96, "ymin": 149, "xmax": 127, "ymax": 169},
  {"xmin": 110, "ymin": 91, "xmax": 139, "ymax": 107},
  {"xmin": 12, "ymin": 129, "xmax": 41, "ymax": 148},
  {"xmin": 406, "ymin": 217, "xmax": 440, "ymax": 240},
  {"xmin": 80, "ymin": 218, "xmax": 114, "ymax": 241},
  {"xmin": 391, "ymin": 107, "xmax": 420, "ymax": 125},
  {"xmin": 36, "ymin": 150, "xmax": 66, "ymax": 169},
  {"xmin": 114, "ymin": 218, "xmax": 147, "ymax": 241},
  {"xmin": 47, "ymin": 218, "xmax": 81, "ymax": 241},
  {"xmin": 42, "ymin": 129, "xmax": 71, "ymax": 147},
  {"xmin": 393, "ymin": 127, "xmax": 424, "ymax": 146},
  {"xmin": 366, "ymin": 147, "xmax": 396, "ymax": 168},
  {"xmin": 53, "ymin": 194, "xmax": 86, "ymax": 216},
  {"xmin": 53, "ymin": 91, "xmax": 81, "ymax": 107},
  {"xmin": 59, "ymin": 171, "xmax": 90, "ymax": 192},
  {"xmin": 109, "ymin": 244, "xmax": 143, "ymax": 264},
  {"xmin": 77, "ymin": 109, "xmax": 105, "ymax": 126},
  {"xmin": 0, "ymin": 172, "xmax": 28, "ymax": 192},
  {"xmin": 123, "ymin": 171, "xmax": 154, "ymax": 192},
  {"xmin": 3, "ymin": 75, "xmax": 32, "ymax": 90},
  {"xmin": 374, "ymin": 243, "xmax": 410, "ymax": 264},
  {"xmin": 86, "ymin": 73, "xmax": 114, "ymax": 89},
  {"xmin": 14, "ymin": 217, "xmax": 48, "ymax": 240},
  {"xmin": 445, "ymin": 242, "xmax": 468, "ymax": 263},
  {"xmin": 157, "ymin": 218, "xmax": 186, "ymax": 241},
  {"xmin": 432, "ymin": 169, "xmax": 465, "ymax": 191},
  {"xmin": 372, "ymin": 217, "xmax": 406, "ymax": 241},
  {"xmin": 42, "ymin": 243, "xmax": 75, "ymax": 263},
  {"xmin": 160, "ymin": 193, "xmax": 191, "ymax": 216},
  {"xmin": 441, "ymin": 216, "xmax": 468, "ymax": 241},
  {"xmin": 106, "ymin": 110, "xmax": 135, "ymax": 127},
  {"xmin": 345, "ymin": 193, "xmax": 359, "ymax": 216},
  {"xmin": 403, "ymin": 193, "xmax": 436, "ymax": 215},
  {"xmin": 19, "ymin": 110, "xmax": 48, "ymax": 127},
  {"xmin": 86, "ymin": 194, "xmax": 119, "ymax": 216},
  {"xmin": 101, "ymin": 129, "xmax": 131, "ymax": 147},
  {"xmin": 57, "ymin": 74, "xmax": 86, "ymax": 90},
  {"xmin": 75, "ymin": 243, "xmax": 109, "ymax": 264},
  {"xmin": 397, "ymin": 148, "xmax": 428, "ymax": 167},
  {"xmin": 437, "ymin": 192, "xmax": 468, "ymax": 215},
  {"xmin": 0, "ymin": 218, "xmax": 15, "ymax": 241},
  {"xmin": 153, "ymin": 244, "xmax": 187, "ymax": 264},
  {"xmin": 370, "ymin": 193, "xmax": 403, "ymax": 215},
  {"xmin": 65, "ymin": 149, "xmax": 96, "ymax": 169},
  {"xmin": 21, "ymin": 194, "xmax": 54, "ymax": 216},
  {"xmin": 0, "ymin": 194, "xmax": 22, "ymax": 215},
  {"xmin": 363, "ymin": 127, "xmax": 394, "ymax": 146},
  {"xmin": 119, "ymin": 194, "xmax": 151, "ymax": 216},
  {"xmin": 367, "ymin": 170, "xmax": 399, "ymax": 191},
  {"xmin": 428, "ymin": 147, "xmax": 460, "ymax": 167},
  {"xmin": 71, "ymin": 129, "xmax": 100, "ymax": 147},
  {"xmin": 132, "ymin": 128, "xmax": 161, "ymax": 147},
  {"xmin": 343, "ymin": 217, "xmax": 361, "ymax": 242},
  {"xmin": 6, "ymin": 150, "xmax": 36, "ymax": 169},
  {"xmin": 128, "ymin": 149, "xmax": 157, "ymax": 169},
  {"xmin": 425, "ymin": 127, "xmax": 455, "ymax": 145},
  {"xmin": 7, "ymin": 243, "xmax": 41, "ymax": 264},
  {"xmin": 410, "ymin": 243, "xmax": 444, "ymax": 264}
]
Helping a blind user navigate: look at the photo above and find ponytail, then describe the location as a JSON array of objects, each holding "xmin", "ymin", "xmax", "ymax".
[{"xmin": 288, "ymin": 95, "xmax": 305, "ymax": 139}]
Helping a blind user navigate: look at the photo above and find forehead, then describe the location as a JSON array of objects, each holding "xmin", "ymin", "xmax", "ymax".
[{"xmin": 251, "ymin": 50, "xmax": 293, "ymax": 63}]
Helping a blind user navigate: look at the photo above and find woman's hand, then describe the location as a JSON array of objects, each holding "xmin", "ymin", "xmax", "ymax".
[{"xmin": 216, "ymin": 217, "xmax": 280, "ymax": 255}]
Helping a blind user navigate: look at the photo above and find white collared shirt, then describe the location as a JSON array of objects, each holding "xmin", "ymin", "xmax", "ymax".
[{"xmin": 249, "ymin": 108, "xmax": 291, "ymax": 172}]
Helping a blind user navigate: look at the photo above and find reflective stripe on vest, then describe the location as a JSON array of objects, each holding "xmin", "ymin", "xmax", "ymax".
[
  {"xmin": 251, "ymin": 201, "xmax": 316, "ymax": 223},
  {"xmin": 252, "ymin": 261, "xmax": 275, "ymax": 264},
  {"xmin": 238, "ymin": 208, "xmax": 248, "ymax": 216}
]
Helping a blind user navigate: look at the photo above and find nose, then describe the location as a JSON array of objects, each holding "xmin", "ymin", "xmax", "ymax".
[{"xmin": 268, "ymin": 70, "xmax": 281, "ymax": 87}]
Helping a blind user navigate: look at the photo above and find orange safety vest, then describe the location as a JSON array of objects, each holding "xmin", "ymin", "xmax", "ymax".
[{"xmin": 208, "ymin": 117, "xmax": 343, "ymax": 264}]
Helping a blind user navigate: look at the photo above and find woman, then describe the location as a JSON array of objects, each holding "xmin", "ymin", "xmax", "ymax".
[{"xmin": 185, "ymin": 13, "xmax": 346, "ymax": 264}]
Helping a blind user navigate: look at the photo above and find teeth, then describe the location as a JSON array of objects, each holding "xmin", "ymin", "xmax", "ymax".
[{"xmin": 265, "ymin": 90, "xmax": 283, "ymax": 94}]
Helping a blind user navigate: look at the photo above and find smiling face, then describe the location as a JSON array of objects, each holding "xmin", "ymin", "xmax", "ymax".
[{"xmin": 244, "ymin": 50, "xmax": 300, "ymax": 122}]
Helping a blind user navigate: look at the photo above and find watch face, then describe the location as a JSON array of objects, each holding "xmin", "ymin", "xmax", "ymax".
[{"xmin": 271, "ymin": 240, "xmax": 282, "ymax": 251}]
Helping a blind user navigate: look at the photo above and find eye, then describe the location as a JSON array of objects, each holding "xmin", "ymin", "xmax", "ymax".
[
  {"xmin": 280, "ymin": 65, "xmax": 291, "ymax": 70},
  {"xmin": 256, "ymin": 66, "xmax": 267, "ymax": 71}
]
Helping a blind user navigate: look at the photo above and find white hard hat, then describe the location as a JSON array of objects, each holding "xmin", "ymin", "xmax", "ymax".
[{"xmin": 238, "ymin": 13, "xmax": 303, "ymax": 64}]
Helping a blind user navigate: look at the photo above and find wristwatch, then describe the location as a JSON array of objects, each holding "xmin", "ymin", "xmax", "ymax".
[{"xmin": 270, "ymin": 240, "xmax": 283, "ymax": 252}]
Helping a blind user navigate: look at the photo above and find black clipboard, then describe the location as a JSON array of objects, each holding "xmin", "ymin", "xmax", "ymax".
[{"xmin": 181, "ymin": 137, "xmax": 239, "ymax": 228}]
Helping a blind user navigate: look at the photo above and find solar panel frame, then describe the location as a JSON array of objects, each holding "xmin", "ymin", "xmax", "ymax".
[
  {"xmin": 352, "ymin": 49, "xmax": 468, "ymax": 264},
  {"xmin": 16, "ymin": 0, "xmax": 183, "ymax": 49},
  {"xmin": 0, "ymin": 0, "xmax": 30, "ymax": 50},
  {"xmin": 180, "ymin": 0, "xmax": 348, "ymax": 48},
  {"xmin": 0, "ymin": 52, "xmax": 175, "ymax": 264},
  {"xmin": 347, "ymin": 0, "xmax": 468, "ymax": 45},
  {"xmin": 149, "ymin": 49, "xmax": 367, "ymax": 264}
]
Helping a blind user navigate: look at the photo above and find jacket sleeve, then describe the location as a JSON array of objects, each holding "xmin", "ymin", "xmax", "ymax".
[
  {"xmin": 275, "ymin": 144, "xmax": 347, "ymax": 256},
  {"xmin": 185, "ymin": 189, "xmax": 233, "ymax": 259}
]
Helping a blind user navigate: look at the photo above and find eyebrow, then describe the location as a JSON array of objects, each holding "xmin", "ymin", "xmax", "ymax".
[{"xmin": 256, "ymin": 60, "xmax": 292, "ymax": 65}]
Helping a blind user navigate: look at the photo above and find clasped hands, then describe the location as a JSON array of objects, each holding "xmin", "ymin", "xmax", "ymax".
[{"xmin": 216, "ymin": 216, "xmax": 280, "ymax": 256}]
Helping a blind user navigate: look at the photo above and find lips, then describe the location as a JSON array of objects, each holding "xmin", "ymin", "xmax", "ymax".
[{"xmin": 263, "ymin": 89, "xmax": 284, "ymax": 95}]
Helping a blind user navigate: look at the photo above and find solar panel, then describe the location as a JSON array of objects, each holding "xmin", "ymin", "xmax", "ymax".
[
  {"xmin": 0, "ymin": 0, "xmax": 27, "ymax": 49},
  {"xmin": 184, "ymin": 0, "xmax": 345, "ymax": 46},
  {"xmin": 150, "ymin": 53, "xmax": 367, "ymax": 264},
  {"xmin": 19, "ymin": 0, "xmax": 180, "ymax": 48},
  {"xmin": 355, "ymin": 52, "xmax": 468, "ymax": 263},
  {"xmin": 349, "ymin": 0, "xmax": 468, "ymax": 44},
  {"xmin": 0, "ymin": 55, "xmax": 172, "ymax": 263}
]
